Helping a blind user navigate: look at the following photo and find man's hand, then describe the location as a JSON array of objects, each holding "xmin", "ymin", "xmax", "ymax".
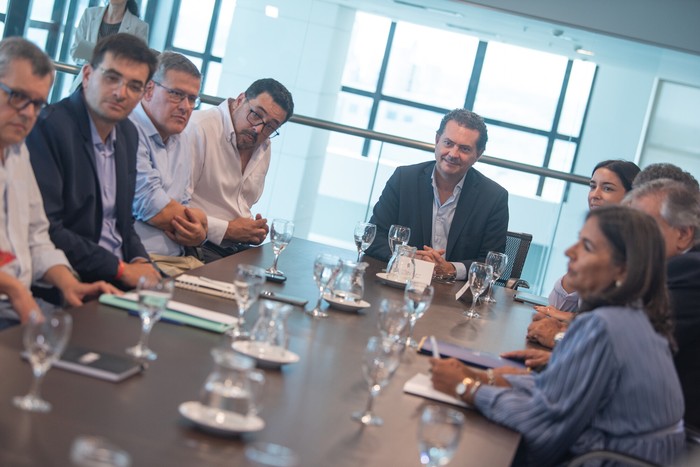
[
  {"xmin": 5, "ymin": 281, "xmax": 42, "ymax": 324},
  {"xmin": 500, "ymin": 349, "xmax": 552, "ymax": 368},
  {"xmin": 224, "ymin": 214, "xmax": 268, "ymax": 244},
  {"xmin": 416, "ymin": 246, "xmax": 455, "ymax": 277},
  {"xmin": 532, "ymin": 305, "xmax": 574, "ymax": 323},
  {"xmin": 60, "ymin": 280, "xmax": 122, "ymax": 307},
  {"xmin": 165, "ymin": 207, "xmax": 207, "ymax": 246},
  {"xmin": 120, "ymin": 261, "xmax": 161, "ymax": 288},
  {"xmin": 526, "ymin": 317, "xmax": 566, "ymax": 348}
]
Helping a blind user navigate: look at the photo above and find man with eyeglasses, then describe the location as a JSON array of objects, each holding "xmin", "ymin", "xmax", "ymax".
[
  {"xmin": 129, "ymin": 51, "xmax": 208, "ymax": 276},
  {"xmin": 0, "ymin": 37, "xmax": 118, "ymax": 330},
  {"xmin": 184, "ymin": 78, "xmax": 294, "ymax": 262},
  {"xmin": 26, "ymin": 33, "xmax": 161, "ymax": 288}
]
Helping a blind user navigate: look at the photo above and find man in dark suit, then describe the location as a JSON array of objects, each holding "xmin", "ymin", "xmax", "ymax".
[
  {"xmin": 26, "ymin": 33, "xmax": 160, "ymax": 288},
  {"xmin": 365, "ymin": 108, "xmax": 508, "ymax": 280}
]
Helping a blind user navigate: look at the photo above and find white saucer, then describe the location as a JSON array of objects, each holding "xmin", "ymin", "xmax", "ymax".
[
  {"xmin": 375, "ymin": 272, "xmax": 408, "ymax": 288},
  {"xmin": 179, "ymin": 401, "xmax": 265, "ymax": 434},
  {"xmin": 323, "ymin": 293, "xmax": 370, "ymax": 312},
  {"xmin": 232, "ymin": 341, "xmax": 300, "ymax": 368}
]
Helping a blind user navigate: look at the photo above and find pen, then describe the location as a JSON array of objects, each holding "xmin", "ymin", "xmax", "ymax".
[{"xmin": 429, "ymin": 335, "xmax": 440, "ymax": 359}]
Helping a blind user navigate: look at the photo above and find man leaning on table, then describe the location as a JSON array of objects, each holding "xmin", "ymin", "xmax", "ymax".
[
  {"xmin": 26, "ymin": 33, "xmax": 160, "ymax": 289},
  {"xmin": 365, "ymin": 109, "xmax": 509, "ymax": 280},
  {"xmin": 130, "ymin": 52, "xmax": 208, "ymax": 276},
  {"xmin": 183, "ymin": 78, "xmax": 294, "ymax": 263},
  {"xmin": 0, "ymin": 38, "xmax": 118, "ymax": 330}
]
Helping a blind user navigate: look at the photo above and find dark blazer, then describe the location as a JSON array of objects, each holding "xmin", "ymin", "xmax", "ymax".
[
  {"xmin": 668, "ymin": 245, "xmax": 700, "ymax": 429},
  {"xmin": 365, "ymin": 161, "xmax": 509, "ymax": 269},
  {"xmin": 26, "ymin": 89, "xmax": 148, "ymax": 283}
]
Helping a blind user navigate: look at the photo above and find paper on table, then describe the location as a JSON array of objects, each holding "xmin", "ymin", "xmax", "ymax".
[
  {"xmin": 120, "ymin": 292, "xmax": 237, "ymax": 325},
  {"xmin": 403, "ymin": 373, "xmax": 470, "ymax": 408},
  {"xmin": 413, "ymin": 259, "xmax": 435, "ymax": 284}
]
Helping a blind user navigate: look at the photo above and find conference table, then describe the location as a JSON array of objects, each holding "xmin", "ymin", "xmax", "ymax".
[{"xmin": 0, "ymin": 238, "xmax": 542, "ymax": 466}]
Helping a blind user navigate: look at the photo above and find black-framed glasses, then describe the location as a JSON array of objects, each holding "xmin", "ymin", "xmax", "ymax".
[
  {"xmin": 0, "ymin": 82, "xmax": 47, "ymax": 115},
  {"xmin": 97, "ymin": 67, "xmax": 145, "ymax": 96},
  {"xmin": 152, "ymin": 81, "xmax": 201, "ymax": 107},
  {"xmin": 245, "ymin": 99, "xmax": 280, "ymax": 138}
]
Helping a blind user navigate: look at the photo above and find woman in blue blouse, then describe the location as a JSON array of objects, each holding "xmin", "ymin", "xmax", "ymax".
[{"xmin": 431, "ymin": 205, "xmax": 685, "ymax": 466}]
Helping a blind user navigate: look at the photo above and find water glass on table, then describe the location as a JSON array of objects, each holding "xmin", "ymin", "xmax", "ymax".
[
  {"xmin": 308, "ymin": 253, "xmax": 341, "ymax": 318},
  {"xmin": 387, "ymin": 224, "xmax": 411, "ymax": 254},
  {"xmin": 125, "ymin": 277, "xmax": 174, "ymax": 361},
  {"xmin": 377, "ymin": 298, "xmax": 409, "ymax": 344},
  {"xmin": 404, "ymin": 280, "xmax": 434, "ymax": 348},
  {"xmin": 266, "ymin": 219, "xmax": 294, "ymax": 276},
  {"xmin": 463, "ymin": 262, "xmax": 493, "ymax": 319},
  {"xmin": 418, "ymin": 405, "xmax": 465, "ymax": 466},
  {"xmin": 483, "ymin": 251, "xmax": 508, "ymax": 303},
  {"xmin": 229, "ymin": 264, "xmax": 266, "ymax": 338},
  {"xmin": 353, "ymin": 221, "xmax": 377, "ymax": 262}
]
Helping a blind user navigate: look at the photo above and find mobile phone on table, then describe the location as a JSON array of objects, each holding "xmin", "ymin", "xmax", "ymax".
[{"xmin": 265, "ymin": 271, "xmax": 287, "ymax": 283}]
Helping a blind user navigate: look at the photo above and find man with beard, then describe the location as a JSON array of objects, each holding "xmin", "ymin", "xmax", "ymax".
[{"xmin": 183, "ymin": 78, "xmax": 294, "ymax": 262}]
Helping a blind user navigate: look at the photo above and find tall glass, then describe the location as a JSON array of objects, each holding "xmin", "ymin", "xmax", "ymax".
[
  {"xmin": 377, "ymin": 298, "xmax": 409, "ymax": 344},
  {"xmin": 351, "ymin": 336, "xmax": 402, "ymax": 426},
  {"xmin": 266, "ymin": 219, "xmax": 294, "ymax": 275},
  {"xmin": 126, "ymin": 277, "xmax": 174, "ymax": 361},
  {"xmin": 14, "ymin": 310, "xmax": 72, "ymax": 412},
  {"xmin": 353, "ymin": 222, "xmax": 377, "ymax": 262},
  {"xmin": 464, "ymin": 262, "xmax": 493, "ymax": 319},
  {"xmin": 404, "ymin": 281, "xmax": 434, "ymax": 348},
  {"xmin": 230, "ymin": 264, "xmax": 266, "ymax": 338},
  {"xmin": 418, "ymin": 405, "xmax": 465, "ymax": 466},
  {"xmin": 387, "ymin": 224, "xmax": 411, "ymax": 255},
  {"xmin": 483, "ymin": 251, "xmax": 508, "ymax": 303},
  {"xmin": 308, "ymin": 253, "xmax": 341, "ymax": 318}
]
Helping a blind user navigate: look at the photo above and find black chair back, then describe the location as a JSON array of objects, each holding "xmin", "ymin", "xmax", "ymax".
[{"xmin": 496, "ymin": 231, "xmax": 533, "ymax": 286}]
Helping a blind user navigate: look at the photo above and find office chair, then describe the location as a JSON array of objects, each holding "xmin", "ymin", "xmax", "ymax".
[{"xmin": 497, "ymin": 231, "xmax": 533, "ymax": 289}]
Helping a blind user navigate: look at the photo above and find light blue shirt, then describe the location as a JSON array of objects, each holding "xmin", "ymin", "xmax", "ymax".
[
  {"xmin": 431, "ymin": 168, "xmax": 467, "ymax": 280},
  {"xmin": 88, "ymin": 117, "xmax": 122, "ymax": 259},
  {"xmin": 130, "ymin": 103, "xmax": 192, "ymax": 256}
]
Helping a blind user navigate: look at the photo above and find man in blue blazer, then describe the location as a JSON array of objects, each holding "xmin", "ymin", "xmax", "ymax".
[
  {"xmin": 26, "ymin": 34, "xmax": 160, "ymax": 288},
  {"xmin": 365, "ymin": 109, "xmax": 508, "ymax": 281}
]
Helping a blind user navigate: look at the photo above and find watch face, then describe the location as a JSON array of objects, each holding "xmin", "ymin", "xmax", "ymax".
[{"xmin": 455, "ymin": 382, "xmax": 467, "ymax": 396}]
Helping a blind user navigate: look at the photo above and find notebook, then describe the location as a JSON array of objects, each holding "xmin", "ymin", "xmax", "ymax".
[
  {"xmin": 403, "ymin": 373, "xmax": 470, "ymax": 408},
  {"xmin": 175, "ymin": 274, "xmax": 308, "ymax": 307},
  {"xmin": 513, "ymin": 291, "xmax": 549, "ymax": 307},
  {"xmin": 417, "ymin": 337, "xmax": 526, "ymax": 369},
  {"xmin": 23, "ymin": 346, "xmax": 142, "ymax": 382}
]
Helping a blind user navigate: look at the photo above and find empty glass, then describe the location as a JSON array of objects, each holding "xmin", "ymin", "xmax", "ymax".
[
  {"xmin": 388, "ymin": 224, "xmax": 411, "ymax": 255},
  {"xmin": 308, "ymin": 253, "xmax": 341, "ymax": 318},
  {"xmin": 331, "ymin": 259, "xmax": 368, "ymax": 303},
  {"xmin": 266, "ymin": 219, "xmax": 294, "ymax": 276},
  {"xmin": 230, "ymin": 264, "xmax": 267, "ymax": 338},
  {"xmin": 484, "ymin": 251, "xmax": 508, "ymax": 303},
  {"xmin": 126, "ymin": 277, "xmax": 175, "ymax": 361},
  {"xmin": 354, "ymin": 221, "xmax": 377, "ymax": 262},
  {"xmin": 352, "ymin": 336, "xmax": 402, "ymax": 426},
  {"xmin": 386, "ymin": 244, "xmax": 417, "ymax": 282},
  {"xmin": 464, "ymin": 262, "xmax": 493, "ymax": 319},
  {"xmin": 418, "ymin": 405, "xmax": 465, "ymax": 466},
  {"xmin": 377, "ymin": 298, "xmax": 409, "ymax": 344},
  {"xmin": 14, "ymin": 310, "xmax": 72, "ymax": 412},
  {"xmin": 404, "ymin": 281, "xmax": 434, "ymax": 348},
  {"xmin": 250, "ymin": 300, "xmax": 292, "ymax": 359}
]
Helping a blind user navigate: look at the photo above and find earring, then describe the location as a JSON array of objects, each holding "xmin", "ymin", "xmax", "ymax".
[{"xmin": 615, "ymin": 280, "xmax": 622, "ymax": 287}]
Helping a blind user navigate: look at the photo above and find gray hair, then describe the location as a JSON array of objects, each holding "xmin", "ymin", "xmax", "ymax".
[
  {"xmin": 0, "ymin": 37, "xmax": 54, "ymax": 80},
  {"xmin": 626, "ymin": 178, "xmax": 700, "ymax": 246},
  {"xmin": 632, "ymin": 163, "xmax": 699, "ymax": 191},
  {"xmin": 437, "ymin": 109, "xmax": 488, "ymax": 154},
  {"xmin": 151, "ymin": 51, "xmax": 201, "ymax": 84}
]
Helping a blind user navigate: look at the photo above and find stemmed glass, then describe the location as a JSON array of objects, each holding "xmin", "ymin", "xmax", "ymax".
[
  {"xmin": 14, "ymin": 310, "xmax": 72, "ymax": 412},
  {"xmin": 388, "ymin": 224, "xmax": 411, "ymax": 255},
  {"xmin": 483, "ymin": 251, "xmax": 508, "ymax": 303},
  {"xmin": 353, "ymin": 222, "xmax": 377, "ymax": 262},
  {"xmin": 404, "ymin": 281, "xmax": 434, "ymax": 348},
  {"xmin": 377, "ymin": 298, "xmax": 409, "ymax": 344},
  {"xmin": 418, "ymin": 405, "xmax": 465, "ymax": 466},
  {"xmin": 126, "ymin": 277, "xmax": 175, "ymax": 361},
  {"xmin": 308, "ymin": 253, "xmax": 341, "ymax": 318},
  {"xmin": 266, "ymin": 219, "xmax": 294, "ymax": 276},
  {"xmin": 352, "ymin": 336, "xmax": 402, "ymax": 426},
  {"xmin": 463, "ymin": 262, "xmax": 493, "ymax": 319},
  {"xmin": 230, "ymin": 264, "xmax": 267, "ymax": 338}
]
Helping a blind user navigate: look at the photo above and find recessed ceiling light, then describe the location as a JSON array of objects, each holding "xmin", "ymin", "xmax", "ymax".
[
  {"xmin": 575, "ymin": 46, "xmax": 594, "ymax": 56},
  {"xmin": 265, "ymin": 5, "xmax": 279, "ymax": 18}
]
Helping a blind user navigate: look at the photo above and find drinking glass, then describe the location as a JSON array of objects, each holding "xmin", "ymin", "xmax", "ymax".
[
  {"xmin": 387, "ymin": 224, "xmax": 411, "ymax": 255},
  {"xmin": 352, "ymin": 336, "xmax": 402, "ymax": 426},
  {"xmin": 308, "ymin": 253, "xmax": 341, "ymax": 318},
  {"xmin": 353, "ymin": 222, "xmax": 377, "ymax": 262},
  {"xmin": 377, "ymin": 298, "xmax": 409, "ymax": 344},
  {"xmin": 266, "ymin": 219, "xmax": 294, "ymax": 275},
  {"xmin": 418, "ymin": 405, "xmax": 465, "ymax": 467},
  {"xmin": 483, "ymin": 251, "xmax": 508, "ymax": 303},
  {"xmin": 14, "ymin": 310, "xmax": 72, "ymax": 412},
  {"xmin": 230, "ymin": 264, "xmax": 266, "ymax": 338},
  {"xmin": 464, "ymin": 262, "xmax": 493, "ymax": 319},
  {"xmin": 404, "ymin": 281, "xmax": 434, "ymax": 348},
  {"xmin": 126, "ymin": 277, "xmax": 174, "ymax": 361}
]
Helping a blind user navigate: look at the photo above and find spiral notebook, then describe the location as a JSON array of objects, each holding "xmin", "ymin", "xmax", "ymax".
[{"xmin": 175, "ymin": 274, "xmax": 308, "ymax": 307}]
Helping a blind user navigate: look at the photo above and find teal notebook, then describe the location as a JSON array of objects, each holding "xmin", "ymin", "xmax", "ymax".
[{"xmin": 99, "ymin": 294, "xmax": 235, "ymax": 334}]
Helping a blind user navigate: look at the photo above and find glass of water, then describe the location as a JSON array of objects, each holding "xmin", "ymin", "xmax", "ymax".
[
  {"xmin": 354, "ymin": 221, "xmax": 377, "ymax": 262},
  {"xmin": 126, "ymin": 277, "xmax": 174, "ymax": 361},
  {"xmin": 483, "ymin": 251, "xmax": 508, "ymax": 303},
  {"xmin": 266, "ymin": 219, "xmax": 294, "ymax": 275},
  {"xmin": 387, "ymin": 224, "xmax": 411, "ymax": 255},
  {"xmin": 418, "ymin": 405, "xmax": 465, "ymax": 466},
  {"xmin": 404, "ymin": 281, "xmax": 434, "ymax": 348}
]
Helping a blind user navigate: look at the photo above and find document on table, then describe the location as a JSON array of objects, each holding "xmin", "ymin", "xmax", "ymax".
[
  {"xmin": 403, "ymin": 373, "xmax": 470, "ymax": 408},
  {"xmin": 413, "ymin": 258, "xmax": 435, "ymax": 284}
]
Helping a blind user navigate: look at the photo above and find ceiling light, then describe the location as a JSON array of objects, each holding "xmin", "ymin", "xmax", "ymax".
[
  {"xmin": 575, "ymin": 46, "xmax": 595, "ymax": 56},
  {"xmin": 265, "ymin": 5, "xmax": 279, "ymax": 18}
]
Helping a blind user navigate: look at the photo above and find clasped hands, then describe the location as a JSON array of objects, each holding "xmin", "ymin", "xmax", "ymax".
[
  {"xmin": 415, "ymin": 245, "xmax": 456, "ymax": 278},
  {"xmin": 225, "ymin": 213, "xmax": 269, "ymax": 245}
]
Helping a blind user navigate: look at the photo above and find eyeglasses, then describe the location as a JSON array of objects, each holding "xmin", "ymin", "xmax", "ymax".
[
  {"xmin": 152, "ymin": 81, "xmax": 200, "ymax": 107},
  {"xmin": 97, "ymin": 67, "xmax": 145, "ymax": 96},
  {"xmin": 0, "ymin": 82, "xmax": 47, "ymax": 115},
  {"xmin": 245, "ymin": 100, "xmax": 280, "ymax": 138}
]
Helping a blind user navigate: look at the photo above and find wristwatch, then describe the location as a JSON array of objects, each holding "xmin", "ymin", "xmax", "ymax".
[
  {"xmin": 455, "ymin": 376, "xmax": 481, "ymax": 399},
  {"xmin": 554, "ymin": 331, "xmax": 566, "ymax": 345}
]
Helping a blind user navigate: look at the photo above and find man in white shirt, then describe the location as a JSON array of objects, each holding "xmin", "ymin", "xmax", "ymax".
[
  {"xmin": 0, "ymin": 37, "xmax": 117, "ymax": 329},
  {"xmin": 130, "ymin": 52, "xmax": 207, "ymax": 276},
  {"xmin": 184, "ymin": 78, "xmax": 294, "ymax": 262}
]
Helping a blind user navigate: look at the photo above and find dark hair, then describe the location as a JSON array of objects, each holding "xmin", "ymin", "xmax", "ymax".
[
  {"xmin": 437, "ymin": 109, "xmax": 488, "ymax": 154},
  {"xmin": 0, "ymin": 37, "xmax": 54, "ymax": 80},
  {"xmin": 90, "ymin": 33, "xmax": 157, "ymax": 82},
  {"xmin": 580, "ymin": 205, "xmax": 675, "ymax": 350},
  {"xmin": 151, "ymin": 51, "xmax": 201, "ymax": 83},
  {"xmin": 591, "ymin": 159, "xmax": 640, "ymax": 192},
  {"xmin": 125, "ymin": 0, "xmax": 140, "ymax": 16},
  {"xmin": 244, "ymin": 78, "xmax": 294, "ymax": 123},
  {"xmin": 632, "ymin": 163, "xmax": 700, "ymax": 191}
]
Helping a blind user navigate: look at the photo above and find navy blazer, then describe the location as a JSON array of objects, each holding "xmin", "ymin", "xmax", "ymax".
[
  {"xmin": 26, "ymin": 89, "xmax": 148, "ymax": 283},
  {"xmin": 365, "ymin": 161, "xmax": 509, "ymax": 269}
]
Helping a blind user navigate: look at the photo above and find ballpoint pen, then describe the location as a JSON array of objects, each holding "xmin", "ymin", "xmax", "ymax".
[{"xmin": 429, "ymin": 335, "xmax": 440, "ymax": 359}]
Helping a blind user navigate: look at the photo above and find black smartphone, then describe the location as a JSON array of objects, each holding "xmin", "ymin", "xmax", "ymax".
[{"xmin": 265, "ymin": 271, "xmax": 287, "ymax": 283}]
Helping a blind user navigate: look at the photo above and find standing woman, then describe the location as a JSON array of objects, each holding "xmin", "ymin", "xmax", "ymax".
[{"xmin": 69, "ymin": 0, "xmax": 149, "ymax": 91}]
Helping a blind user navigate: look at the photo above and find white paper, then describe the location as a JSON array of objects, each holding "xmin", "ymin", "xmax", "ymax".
[
  {"xmin": 403, "ymin": 373, "xmax": 470, "ymax": 408},
  {"xmin": 121, "ymin": 292, "xmax": 237, "ymax": 325},
  {"xmin": 412, "ymin": 258, "xmax": 435, "ymax": 284},
  {"xmin": 177, "ymin": 274, "xmax": 234, "ymax": 293}
]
